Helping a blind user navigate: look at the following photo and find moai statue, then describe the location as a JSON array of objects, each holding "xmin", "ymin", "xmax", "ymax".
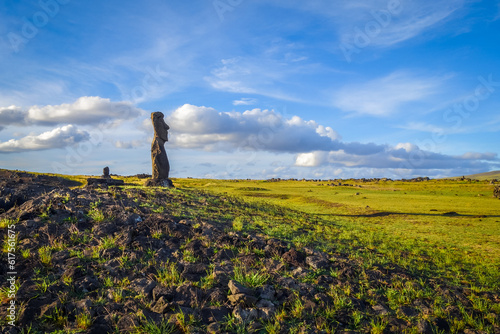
[
  {"xmin": 102, "ymin": 166, "xmax": 110, "ymax": 179},
  {"xmin": 145, "ymin": 112, "xmax": 174, "ymax": 187}
]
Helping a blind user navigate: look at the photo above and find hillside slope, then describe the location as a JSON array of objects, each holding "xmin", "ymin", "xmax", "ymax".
[
  {"xmin": 460, "ymin": 170, "xmax": 500, "ymax": 180},
  {"xmin": 0, "ymin": 170, "xmax": 498, "ymax": 333}
]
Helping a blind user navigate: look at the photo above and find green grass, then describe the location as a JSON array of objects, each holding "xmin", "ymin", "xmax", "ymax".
[
  {"xmin": 156, "ymin": 260, "xmax": 184, "ymax": 287},
  {"xmin": 232, "ymin": 264, "xmax": 270, "ymax": 288},
  {"xmin": 175, "ymin": 178, "xmax": 500, "ymax": 289}
]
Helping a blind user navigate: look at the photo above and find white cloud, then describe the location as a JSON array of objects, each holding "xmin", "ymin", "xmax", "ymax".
[
  {"xmin": 233, "ymin": 98, "xmax": 258, "ymax": 106},
  {"xmin": 165, "ymin": 104, "xmax": 499, "ymax": 173},
  {"xmin": 166, "ymin": 104, "xmax": 341, "ymax": 153},
  {"xmin": 295, "ymin": 152, "xmax": 327, "ymax": 167},
  {"xmin": 0, "ymin": 125, "xmax": 89, "ymax": 153},
  {"xmin": 27, "ymin": 96, "xmax": 143, "ymax": 125},
  {"xmin": 332, "ymin": 72, "xmax": 444, "ymax": 116},
  {"xmin": 344, "ymin": 0, "xmax": 464, "ymax": 47},
  {"xmin": 114, "ymin": 139, "xmax": 148, "ymax": 149},
  {"xmin": 278, "ymin": 0, "xmax": 466, "ymax": 48},
  {"xmin": 205, "ymin": 56, "xmax": 312, "ymax": 103},
  {"xmin": 0, "ymin": 106, "xmax": 26, "ymax": 130},
  {"xmin": 458, "ymin": 152, "xmax": 497, "ymax": 160},
  {"xmin": 0, "ymin": 97, "xmax": 144, "ymax": 132},
  {"xmin": 293, "ymin": 143, "xmax": 499, "ymax": 171}
]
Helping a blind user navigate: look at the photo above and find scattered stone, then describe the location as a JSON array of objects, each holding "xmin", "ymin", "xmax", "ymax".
[
  {"xmin": 372, "ymin": 304, "xmax": 389, "ymax": 315},
  {"xmin": 417, "ymin": 319, "xmax": 432, "ymax": 334},
  {"xmin": 305, "ymin": 255, "xmax": 330, "ymax": 270},
  {"xmin": 201, "ymin": 306, "xmax": 230, "ymax": 323},
  {"xmin": 129, "ymin": 278, "xmax": 156, "ymax": 297},
  {"xmin": 86, "ymin": 177, "xmax": 124, "ymax": 188},
  {"xmin": 494, "ymin": 185, "xmax": 500, "ymax": 199},
  {"xmin": 228, "ymin": 293, "xmax": 258, "ymax": 307},
  {"xmin": 228, "ymin": 280, "xmax": 254, "ymax": 296},
  {"xmin": 282, "ymin": 248, "xmax": 306, "ymax": 267},
  {"xmin": 233, "ymin": 306, "xmax": 259, "ymax": 322},
  {"xmin": 181, "ymin": 263, "xmax": 207, "ymax": 281},
  {"xmin": 259, "ymin": 285, "xmax": 276, "ymax": 301}
]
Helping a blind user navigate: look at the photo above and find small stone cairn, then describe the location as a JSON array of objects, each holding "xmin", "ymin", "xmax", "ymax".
[{"xmin": 86, "ymin": 166, "xmax": 124, "ymax": 188}]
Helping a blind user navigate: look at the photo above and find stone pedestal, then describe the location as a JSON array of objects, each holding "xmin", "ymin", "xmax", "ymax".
[{"xmin": 144, "ymin": 178, "xmax": 174, "ymax": 188}]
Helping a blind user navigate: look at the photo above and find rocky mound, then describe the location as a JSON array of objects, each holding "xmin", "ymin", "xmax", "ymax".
[
  {"xmin": 0, "ymin": 172, "xmax": 498, "ymax": 333},
  {"xmin": 0, "ymin": 169, "xmax": 82, "ymax": 214}
]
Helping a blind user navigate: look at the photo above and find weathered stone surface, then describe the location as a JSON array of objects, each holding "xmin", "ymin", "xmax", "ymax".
[
  {"xmin": 305, "ymin": 255, "xmax": 330, "ymax": 270},
  {"xmin": 228, "ymin": 280, "xmax": 254, "ymax": 296},
  {"xmin": 282, "ymin": 248, "xmax": 306, "ymax": 267},
  {"xmin": 233, "ymin": 306, "xmax": 258, "ymax": 322},
  {"xmin": 102, "ymin": 166, "xmax": 110, "ymax": 178},
  {"xmin": 86, "ymin": 177, "xmax": 124, "ymax": 188},
  {"xmin": 227, "ymin": 293, "xmax": 258, "ymax": 307},
  {"xmin": 129, "ymin": 278, "xmax": 157, "ymax": 297},
  {"xmin": 494, "ymin": 185, "xmax": 500, "ymax": 199},
  {"xmin": 147, "ymin": 111, "xmax": 174, "ymax": 188},
  {"xmin": 259, "ymin": 285, "xmax": 276, "ymax": 301}
]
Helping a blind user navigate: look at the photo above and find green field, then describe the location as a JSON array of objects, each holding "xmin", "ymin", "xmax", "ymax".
[{"xmin": 173, "ymin": 178, "xmax": 500, "ymax": 286}]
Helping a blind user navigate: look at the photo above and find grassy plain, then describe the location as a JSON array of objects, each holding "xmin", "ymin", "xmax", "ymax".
[{"xmin": 174, "ymin": 178, "xmax": 500, "ymax": 289}]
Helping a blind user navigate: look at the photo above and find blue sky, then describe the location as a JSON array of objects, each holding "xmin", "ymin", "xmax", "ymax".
[{"xmin": 0, "ymin": 0, "xmax": 499, "ymax": 179}]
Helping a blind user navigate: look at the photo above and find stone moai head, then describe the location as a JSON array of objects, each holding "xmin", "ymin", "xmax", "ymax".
[{"xmin": 151, "ymin": 111, "xmax": 169, "ymax": 142}]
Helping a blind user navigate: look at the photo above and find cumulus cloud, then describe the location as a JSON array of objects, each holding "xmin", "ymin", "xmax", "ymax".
[
  {"xmin": 0, "ymin": 125, "xmax": 89, "ymax": 153},
  {"xmin": 0, "ymin": 96, "xmax": 143, "ymax": 129},
  {"xmin": 27, "ymin": 96, "xmax": 142, "ymax": 125},
  {"xmin": 0, "ymin": 106, "xmax": 27, "ymax": 130},
  {"xmin": 166, "ymin": 104, "xmax": 341, "ymax": 153},
  {"xmin": 294, "ymin": 144, "xmax": 498, "ymax": 171},
  {"xmin": 332, "ymin": 72, "xmax": 444, "ymax": 117},
  {"xmin": 163, "ymin": 104, "xmax": 499, "ymax": 173}
]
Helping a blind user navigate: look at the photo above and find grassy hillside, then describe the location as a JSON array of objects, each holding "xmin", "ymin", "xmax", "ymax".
[
  {"xmin": 1, "ymin": 171, "xmax": 499, "ymax": 333},
  {"xmin": 460, "ymin": 170, "xmax": 500, "ymax": 180}
]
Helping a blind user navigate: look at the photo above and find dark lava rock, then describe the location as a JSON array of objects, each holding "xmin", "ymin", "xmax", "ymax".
[{"xmin": 282, "ymin": 248, "xmax": 306, "ymax": 267}]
